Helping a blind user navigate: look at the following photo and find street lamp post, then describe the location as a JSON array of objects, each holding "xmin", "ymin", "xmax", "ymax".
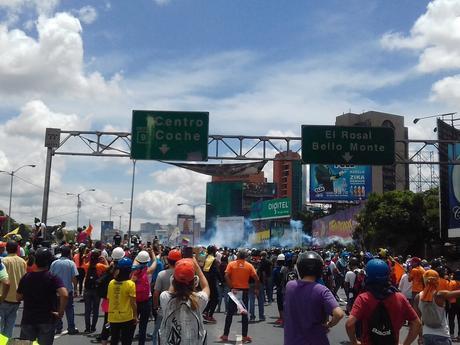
[
  {"xmin": 67, "ymin": 189, "xmax": 95, "ymax": 228},
  {"xmin": 0, "ymin": 164, "xmax": 36, "ymax": 231},
  {"xmin": 177, "ymin": 203, "xmax": 209, "ymax": 246},
  {"xmin": 102, "ymin": 202, "xmax": 124, "ymax": 222}
]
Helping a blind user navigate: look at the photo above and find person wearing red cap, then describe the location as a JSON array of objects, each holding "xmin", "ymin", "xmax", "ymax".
[
  {"xmin": 158, "ymin": 258, "xmax": 210, "ymax": 344},
  {"xmin": 409, "ymin": 257, "xmax": 425, "ymax": 304},
  {"xmin": 152, "ymin": 249, "xmax": 182, "ymax": 345}
]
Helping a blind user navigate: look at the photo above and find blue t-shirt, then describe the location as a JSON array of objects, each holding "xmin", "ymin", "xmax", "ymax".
[
  {"xmin": 284, "ymin": 280, "xmax": 339, "ymax": 345},
  {"xmin": 151, "ymin": 258, "xmax": 164, "ymax": 283},
  {"xmin": 50, "ymin": 257, "xmax": 78, "ymax": 293}
]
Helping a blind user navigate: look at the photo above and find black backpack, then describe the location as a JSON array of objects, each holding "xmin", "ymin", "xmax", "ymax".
[
  {"xmin": 96, "ymin": 271, "xmax": 112, "ymax": 298},
  {"xmin": 85, "ymin": 266, "xmax": 99, "ymax": 290},
  {"xmin": 368, "ymin": 301, "xmax": 396, "ymax": 345}
]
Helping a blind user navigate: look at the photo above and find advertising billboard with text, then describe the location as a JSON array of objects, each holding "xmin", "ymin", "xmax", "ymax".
[{"xmin": 310, "ymin": 164, "xmax": 371, "ymax": 202}]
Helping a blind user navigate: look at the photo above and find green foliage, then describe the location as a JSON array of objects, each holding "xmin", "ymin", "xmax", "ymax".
[{"xmin": 355, "ymin": 188, "xmax": 439, "ymax": 256}]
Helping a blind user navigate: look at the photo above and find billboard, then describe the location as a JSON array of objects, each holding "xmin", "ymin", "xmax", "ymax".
[
  {"xmin": 310, "ymin": 164, "xmax": 371, "ymax": 202},
  {"xmin": 448, "ymin": 144, "xmax": 460, "ymax": 237},
  {"xmin": 250, "ymin": 198, "xmax": 291, "ymax": 220},
  {"xmin": 312, "ymin": 205, "xmax": 363, "ymax": 241},
  {"xmin": 215, "ymin": 216, "xmax": 245, "ymax": 247},
  {"xmin": 177, "ymin": 214, "xmax": 194, "ymax": 235},
  {"xmin": 100, "ymin": 221, "xmax": 114, "ymax": 241}
]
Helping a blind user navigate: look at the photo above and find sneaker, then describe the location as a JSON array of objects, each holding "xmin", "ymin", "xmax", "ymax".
[
  {"xmin": 55, "ymin": 329, "xmax": 63, "ymax": 335},
  {"xmin": 242, "ymin": 336, "xmax": 252, "ymax": 343},
  {"xmin": 219, "ymin": 335, "xmax": 228, "ymax": 342},
  {"xmin": 208, "ymin": 316, "xmax": 217, "ymax": 323},
  {"xmin": 275, "ymin": 318, "xmax": 283, "ymax": 324},
  {"xmin": 259, "ymin": 317, "xmax": 266, "ymax": 322},
  {"xmin": 68, "ymin": 329, "xmax": 79, "ymax": 335}
]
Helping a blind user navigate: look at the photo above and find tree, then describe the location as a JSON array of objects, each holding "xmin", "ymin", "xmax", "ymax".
[{"xmin": 355, "ymin": 189, "xmax": 439, "ymax": 256}]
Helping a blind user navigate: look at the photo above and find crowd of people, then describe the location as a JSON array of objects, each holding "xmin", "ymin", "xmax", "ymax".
[{"xmin": 0, "ymin": 222, "xmax": 459, "ymax": 345}]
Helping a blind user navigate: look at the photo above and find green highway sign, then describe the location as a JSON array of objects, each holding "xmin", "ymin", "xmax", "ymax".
[
  {"xmin": 131, "ymin": 110, "xmax": 209, "ymax": 161},
  {"xmin": 301, "ymin": 125, "xmax": 395, "ymax": 165},
  {"xmin": 250, "ymin": 198, "xmax": 291, "ymax": 220}
]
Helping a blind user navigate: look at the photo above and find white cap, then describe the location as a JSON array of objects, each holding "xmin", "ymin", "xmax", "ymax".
[
  {"xmin": 135, "ymin": 250, "xmax": 150, "ymax": 264},
  {"xmin": 111, "ymin": 247, "xmax": 125, "ymax": 260},
  {"xmin": 277, "ymin": 254, "xmax": 285, "ymax": 261}
]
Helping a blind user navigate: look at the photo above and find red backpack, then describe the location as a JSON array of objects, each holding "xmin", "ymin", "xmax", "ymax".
[{"xmin": 134, "ymin": 267, "xmax": 150, "ymax": 302}]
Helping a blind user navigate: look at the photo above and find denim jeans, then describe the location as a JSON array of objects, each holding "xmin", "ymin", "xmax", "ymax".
[
  {"xmin": 0, "ymin": 302, "xmax": 20, "ymax": 337},
  {"xmin": 151, "ymin": 313, "xmax": 162, "ymax": 345},
  {"xmin": 20, "ymin": 323, "xmax": 56, "ymax": 345},
  {"xmin": 217, "ymin": 284, "xmax": 229, "ymax": 313},
  {"xmin": 266, "ymin": 277, "xmax": 274, "ymax": 303},
  {"xmin": 137, "ymin": 300, "xmax": 151, "ymax": 345},
  {"xmin": 248, "ymin": 284, "xmax": 265, "ymax": 320},
  {"xmin": 84, "ymin": 289, "xmax": 100, "ymax": 330},
  {"xmin": 56, "ymin": 293, "xmax": 76, "ymax": 331},
  {"xmin": 423, "ymin": 334, "xmax": 452, "ymax": 345}
]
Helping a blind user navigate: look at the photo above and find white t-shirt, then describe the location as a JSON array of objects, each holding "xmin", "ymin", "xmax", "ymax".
[
  {"xmin": 398, "ymin": 273, "xmax": 412, "ymax": 299},
  {"xmin": 344, "ymin": 270, "xmax": 357, "ymax": 288}
]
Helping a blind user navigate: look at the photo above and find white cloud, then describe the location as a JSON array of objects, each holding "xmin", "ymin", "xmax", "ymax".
[
  {"xmin": 4, "ymin": 99, "xmax": 90, "ymax": 139},
  {"xmin": 381, "ymin": 0, "xmax": 460, "ymax": 73},
  {"xmin": 153, "ymin": 0, "xmax": 171, "ymax": 6},
  {"xmin": 0, "ymin": 12, "xmax": 121, "ymax": 101},
  {"xmin": 77, "ymin": 5, "xmax": 97, "ymax": 24},
  {"xmin": 0, "ymin": 0, "xmax": 60, "ymax": 17}
]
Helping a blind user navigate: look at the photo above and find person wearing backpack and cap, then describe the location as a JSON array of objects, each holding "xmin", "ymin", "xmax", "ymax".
[
  {"xmin": 413, "ymin": 269, "xmax": 460, "ymax": 345},
  {"xmin": 152, "ymin": 249, "xmax": 182, "ymax": 345},
  {"xmin": 158, "ymin": 257, "xmax": 210, "ymax": 345},
  {"xmin": 131, "ymin": 250, "xmax": 157, "ymax": 345},
  {"xmin": 284, "ymin": 251, "xmax": 344, "ymax": 345},
  {"xmin": 346, "ymin": 258, "xmax": 421, "ymax": 345}
]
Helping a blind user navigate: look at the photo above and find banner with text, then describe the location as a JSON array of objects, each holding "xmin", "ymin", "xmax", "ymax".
[
  {"xmin": 250, "ymin": 198, "xmax": 291, "ymax": 220},
  {"xmin": 312, "ymin": 204, "xmax": 363, "ymax": 240},
  {"xmin": 310, "ymin": 164, "xmax": 371, "ymax": 202},
  {"xmin": 448, "ymin": 144, "xmax": 460, "ymax": 237}
]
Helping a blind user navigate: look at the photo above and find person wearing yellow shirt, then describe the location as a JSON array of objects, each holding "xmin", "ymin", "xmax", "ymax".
[{"xmin": 108, "ymin": 257, "xmax": 137, "ymax": 345}]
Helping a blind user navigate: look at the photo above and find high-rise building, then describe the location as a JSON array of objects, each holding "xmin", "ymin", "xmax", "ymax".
[
  {"xmin": 335, "ymin": 111, "xmax": 409, "ymax": 193},
  {"xmin": 273, "ymin": 151, "xmax": 303, "ymax": 215}
]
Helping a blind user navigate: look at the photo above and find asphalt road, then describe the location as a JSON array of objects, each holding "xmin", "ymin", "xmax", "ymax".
[{"xmin": 7, "ymin": 295, "xmax": 423, "ymax": 345}]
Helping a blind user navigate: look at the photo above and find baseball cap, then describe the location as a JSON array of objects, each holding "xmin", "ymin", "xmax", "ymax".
[
  {"xmin": 174, "ymin": 259, "xmax": 195, "ymax": 283},
  {"xmin": 168, "ymin": 249, "xmax": 182, "ymax": 262}
]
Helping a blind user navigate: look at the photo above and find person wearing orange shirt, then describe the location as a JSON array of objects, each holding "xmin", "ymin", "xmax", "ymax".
[
  {"xmin": 221, "ymin": 249, "xmax": 259, "ymax": 344},
  {"xmin": 82, "ymin": 249, "xmax": 108, "ymax": 333},
  {"xmin": 408, "ymin": 257, "xmax": 425, "ymax": 302}
]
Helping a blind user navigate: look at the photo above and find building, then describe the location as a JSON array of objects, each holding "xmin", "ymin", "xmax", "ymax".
[
  {"xmin": 273, "ymin": 151, "xmax": 303, "ymax": 215},
  {"xmin": 205, "ymin": 172, "xmax": 276, "ymax": 233},
  {"xmin": 335, "ymin": 111, "xmax": 409, "ymax": 193}
]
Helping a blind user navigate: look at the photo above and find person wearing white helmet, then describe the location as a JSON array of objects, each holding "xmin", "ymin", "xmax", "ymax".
[
  {"xmin": 111, "ymin": 247, "xmax": 125, "ymax": 261},
  {"xmin": 273, "ymin": 253, "xmax": 286, "ymax": 325},
  {"xmin": 132, "ymin": 250, "xmax": 157, "ymax": 345}
]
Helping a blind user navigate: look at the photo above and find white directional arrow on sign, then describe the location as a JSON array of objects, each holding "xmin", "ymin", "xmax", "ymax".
[
  {"xmin": 159, "ymin": 144, "xmax": 170, "ymax": 154},
  {"xmin": 342, "ymin": 152, "xmax": 353, "ymax": 162}
]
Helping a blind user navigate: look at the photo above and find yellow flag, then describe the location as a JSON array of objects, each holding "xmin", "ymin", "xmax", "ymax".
[{"xmin": 5, "ymin": 227, "xmax": 19, "ymax": 238}]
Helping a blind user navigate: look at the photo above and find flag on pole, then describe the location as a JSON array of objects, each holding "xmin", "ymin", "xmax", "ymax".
[
  {"xmin": 85, "ymin": 224, "xmax": 93, "ymax": 237},
  {"xmin": 5, "ymin": 227, "xmax": 19, "ymax": 238},
  {"xmin": 393, "ymin": 261, "xmax": 405, "ymax": 285}
]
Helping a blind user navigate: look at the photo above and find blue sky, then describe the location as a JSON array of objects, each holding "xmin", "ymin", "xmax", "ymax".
[{"xmin": 0, "ymin": 0, "xmax": 459, "ymax": 237}]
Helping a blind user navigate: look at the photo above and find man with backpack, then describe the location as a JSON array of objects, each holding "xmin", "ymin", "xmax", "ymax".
[
  {"xmin": 344, "ymin": 258, "xmax": 364, "ymax": 314},
  {"xmin": 50, "ymin": 245, "xmax": 79, "ymax": 335},
  {"xmin": 345, "ymin": 259, "xmax": 421, "ymax": 345},
  {"xmin": 152, "ymin": 249, "xmax": 182, "ymax": 345},
  {"xmin": 284, "ymin": 251, "xmax": 344, "ymax": 345}
]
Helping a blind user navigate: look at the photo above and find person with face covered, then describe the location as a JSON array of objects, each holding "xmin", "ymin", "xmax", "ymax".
[{"xmin": 414, "ymin": 270, "xmax": 460, "ymax": 345}]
